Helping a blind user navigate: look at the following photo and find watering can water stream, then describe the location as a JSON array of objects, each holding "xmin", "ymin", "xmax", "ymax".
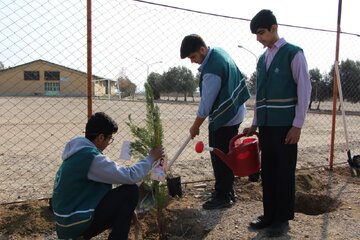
[{"xmin": 196, "ymin": 133, "xmax": 261, "ymax": 177}]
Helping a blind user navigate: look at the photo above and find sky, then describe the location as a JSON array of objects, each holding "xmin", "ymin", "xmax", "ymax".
[
  {"xmin": 118, "ymin": 0, "xmax": 360, "ymax": 86},
  {"xmin": 148, "ymin": 0, "xmax": 359, "ymax": 33},
  {"xmin": 1, "ymin": 0, "xmax": 359, "ymax": 90}
]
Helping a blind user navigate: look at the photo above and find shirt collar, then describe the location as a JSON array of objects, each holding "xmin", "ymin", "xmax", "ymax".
[
  {"xmin": 198, "ymin": 47, "xmax": 212, "ymax": 72},
  {"xmin": 271, "ymin": 38, "xmax": 287, "ymax": 50}
]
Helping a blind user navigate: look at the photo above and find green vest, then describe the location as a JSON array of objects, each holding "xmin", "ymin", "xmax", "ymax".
[
  {"xmin": 256, "ymin": 43, "xmax": 301, "ymax": 126},
  {"xmin": 52, "ymin": 147, "xmax": 111, "ymax": 239},
  {"xmin": 200, "ymin": 48, "xmax": 250, "ymax": 131}
]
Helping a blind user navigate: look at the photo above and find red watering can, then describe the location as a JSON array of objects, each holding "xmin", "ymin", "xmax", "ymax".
[{"xmin": 195, "ymin": 133, "xmax": 260, "ymax": 177}]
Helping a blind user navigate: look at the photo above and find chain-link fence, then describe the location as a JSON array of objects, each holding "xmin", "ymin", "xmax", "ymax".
[{"xmin": 0, "ymin": 0, "xmax": 359, "ymax": 204}]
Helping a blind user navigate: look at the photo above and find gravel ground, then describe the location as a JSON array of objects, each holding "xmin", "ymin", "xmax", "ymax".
[{"xmin": 0, "ymin": 165, "xmax": 359, "ymax": 240}]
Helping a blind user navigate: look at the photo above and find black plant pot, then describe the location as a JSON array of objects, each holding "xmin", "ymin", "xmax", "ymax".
[{"xmin": 166, "ymin": 176, "xmax": 182, "ymax": 197}]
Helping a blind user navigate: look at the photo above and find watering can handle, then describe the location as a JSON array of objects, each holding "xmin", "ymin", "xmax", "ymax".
[
  {"xmin": 229, "ymin": 132, "xmax": 259, "ymax": 150},
  {"xmin": 167, "ymin": 135, "xmax": 192, "ymax": 170}
]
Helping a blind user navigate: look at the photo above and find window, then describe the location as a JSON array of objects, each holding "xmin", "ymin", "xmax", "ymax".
[
  {"xmin": 24, "ymin": 71, "xmax": 40, "ymax": 80},
  {"xmin": 44, "ymin": 82, "xmax": 60, "ymax": 92},
  {"xmin": 45, "ymin": 71, "xmax": 60, "ymax": 80}
]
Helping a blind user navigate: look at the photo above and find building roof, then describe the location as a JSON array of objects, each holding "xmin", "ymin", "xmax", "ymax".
[{"xmin": 0, "ymin": 59, "xmax": 108, "ymax": 81}]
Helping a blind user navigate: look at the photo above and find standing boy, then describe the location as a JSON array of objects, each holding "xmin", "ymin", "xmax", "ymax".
[
  {"xmin": 244, "ymin": 10, "xmax": 312, "ymax": 237},
  {"xmin": 180, "ymin": 34, "xmax": 250, "ymax": 210},
  {"xmin": 52, "ymin": 112, "xmax": 164, "ymax": 240}
]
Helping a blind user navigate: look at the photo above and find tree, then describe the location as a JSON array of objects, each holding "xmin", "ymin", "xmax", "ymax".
[
  {"xmin": 307, "ymin": 68, "xmax": 332, "ymax": 110},
  {"xmin": 309, "ymin": 68, "xmax": 322, "ymax": 109},
  {"xmin": 338, "ymin": 59, "xmax": 360, "ymax": 103},
  {"xmin": 327, "ymin": 59, "xmax": 360, "ymax": 111},
  {"xmin": 175, "ymin": 66, "xmax": 195, "ymax": 102},
  {"xmin": 195, "ymin": 72, "xmax": 201, "ymax": 88},
  {"xmin": 161, "ymin": 66, "xmax": 196, "ymax": 101},
  {"xmin": 117, "ymin": 76, "xmax": 136, "ymax": 99},
  {"xmin": 147, "ymin": 72, "xmax": 162, "ymax": 100},
  {"xmin": 161, "ymin": 67, "xmax": 178, "ymax": 100},
  {"xmin": 316, "ymin": 72, "xmax": 332, "ymax": 110},
  {"xmin": 0, "ymin": 61, "xmax": 4, "ymax": 70}
]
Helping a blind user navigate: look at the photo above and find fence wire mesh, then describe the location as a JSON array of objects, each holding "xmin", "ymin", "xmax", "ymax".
[{"xmin": 0, "ymin": 0, "xmax": 359, "ymax": 203}]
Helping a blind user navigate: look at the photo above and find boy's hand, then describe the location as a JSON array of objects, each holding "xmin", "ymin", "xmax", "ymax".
[
  {"xmin": 189, "ymin": 116, "xmax": 205, "ymax": 139},
  {"xmin": 150, "ymin": 145, "xmax": 165, "ymax": 160},
  {"xmin": 285, "ymin": 127, "xmax": 301, "ymax": 144},
  {"xmin": 243, "ymin": 125, "xmax": 257, "ymax": 136},
  {"xmin": 189, "ymin": 125, "xmax": 199, "ymax": 139}
]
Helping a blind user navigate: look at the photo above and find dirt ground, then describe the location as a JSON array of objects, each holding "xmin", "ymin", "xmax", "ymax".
[{"xmin": 0, "ymin": 165, "xmax": 359, "ymax": 240}]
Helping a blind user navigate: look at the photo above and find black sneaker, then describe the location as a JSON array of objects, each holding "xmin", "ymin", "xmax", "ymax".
[
  {"xmin": 248, "ymin": 172, "xmax": 260, "ymax": 182},
  {"xmin": 202, "ymin": 195, "xmax": 233, "ymax": 210},
  {"xmin": 266, "ymin": 221, "xmax": 289, "ymax": 237},
  {"xmin": 249, "ymin": 215, "xmax": 271, "ymax": 230},
  {"xmin": 209, "ymin": 190, "xmax": 237, "ymax": 202}
]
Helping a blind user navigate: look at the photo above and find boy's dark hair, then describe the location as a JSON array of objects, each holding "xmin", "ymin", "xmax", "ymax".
[
  {"xmin": 85, "ymin": 112, "xmax": 118, "ymax": 141},
  {"xmin": 250, "ymin": 9, "xmax": 277, "ymax": 34},
  {"xmin": 180, "ymin": 34, "xmax": 206, "ymax": 59}
]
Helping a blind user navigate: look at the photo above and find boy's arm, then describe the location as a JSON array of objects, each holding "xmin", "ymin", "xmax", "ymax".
[
  {"xmin": 190, "ymin": 73, "xmax": 221, "ymax": 138},
  {"xmin": 291, "ymin": 51, "xmax": 312, "ymax": 128},
  {"xmin": 87, "ymin": 154, "xmax": 154, "ymax": 184},
  {"xmin": 190, "ymin": 116, "xmax": 206, "ymax": 139},
  {"xmin": 197, "ymin": 73, "xmax": 221, "ymax": 117},
  {"xmin": 286, "ymin": 50, "xmax": 312, "ymax": 144}
]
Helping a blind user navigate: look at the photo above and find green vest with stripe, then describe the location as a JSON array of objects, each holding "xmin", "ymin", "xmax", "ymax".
[
  {"xmin": 200, "ymin": 48, "xmax": 250, "ymax": 131},
  {"xmin": 256, "ymin": 43, "xmax": 301, "ymax": 126},
  {"xmin": 52, "ymin": 147, "xmax": 111, "ymax": 239}
]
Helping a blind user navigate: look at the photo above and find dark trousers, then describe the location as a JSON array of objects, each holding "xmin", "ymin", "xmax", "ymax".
[
  {"xmin": 259, "ymin": 126, "xmax": 297, "ymax": 223},
  {"xmin": 83, "ymin": 184, "xmax": 139, "ymax": 240},
  {"xmin": 209, "ymin": 124, "xmax": 239, "ymax": 197}
]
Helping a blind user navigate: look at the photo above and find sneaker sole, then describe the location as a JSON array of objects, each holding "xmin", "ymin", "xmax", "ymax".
[{"xmin": 202, "ymin": 202, "xmax": 233, "ymax": 210}]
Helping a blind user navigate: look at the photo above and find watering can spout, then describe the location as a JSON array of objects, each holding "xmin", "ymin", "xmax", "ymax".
[{"xmin": 212, "ymin": 148, "xmax": 232, "ymax": 168}]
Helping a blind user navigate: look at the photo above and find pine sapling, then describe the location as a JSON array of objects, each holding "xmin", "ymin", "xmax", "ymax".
[{"xmin": 126, "ymin": 82, "xmax": 168, "ymax": 239}]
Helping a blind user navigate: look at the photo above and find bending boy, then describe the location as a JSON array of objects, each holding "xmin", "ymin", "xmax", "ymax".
[
  {"xmin": 52, "ymin": 112, "xmax": 164, "ymax": 239},
  {"xmin": 180, "ymin": 34, "xmax": 250, "ymax": 210}
]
